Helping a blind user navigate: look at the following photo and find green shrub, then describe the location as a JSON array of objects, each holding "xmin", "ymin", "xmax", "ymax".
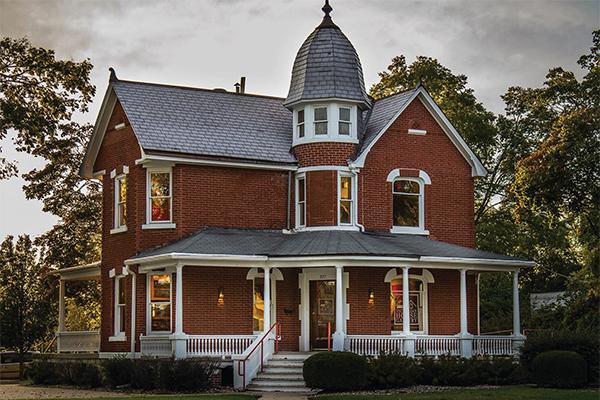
[
  {"xmin": 169, "ymin": 358, "xmax": 215, "ymax": 391},
  {"xmin": 25, "ymin": 360, "xmax": 61, "ymax": 385},
  {"xmin": 101, "ymin": 356, "xmax": 133, "ymax": 387},
  {"xmin": 129, "ymin": 358, "xmax": 215, "ymax": 392},
  {"xmin": 368, "ymin": 352, "xmax": 422, "ymax": 388},
  {"xmin": 303, "ymin": 352, "xmax": 368, "ymax": 391},
  {"xmin": 521, "ymin": 330, "xmax": 599, "ymax": 384},
  {"xmin": 131, "ymin": 359, "xmax": 158, "ymax": 390},
  {"xmin": 532, "ymin": 350, "xmax": 587, "ymax": 388},
  {"xmin": 64, "ymin": 362, "xmax": 102, "ymax": 388}
]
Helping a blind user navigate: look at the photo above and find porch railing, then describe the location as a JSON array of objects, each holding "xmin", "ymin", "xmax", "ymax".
[
  {"xmin": 186, "ymin": 335, "xmax": 256, "ymax": 357},
  {"xmin": 473, "ymin": 336, "xmax": 514, "ymax": 356},
  {"xmin": 415, "ymin": 335, "xmax": 460, "ymax": 356},
  {"xmin": 346, "ymin": 335, "xmax": 405, "ymax": 356},
  {"xmin": 140, "ymin": 335, "xmax": 172, "ymax": 356},
  {"xmin": 233, "ymin": 322, "xmax": 280, "ymax": 390},
  {"xmin": 57, "ymin": 331, "xmax": 100, "ymax": 353}
]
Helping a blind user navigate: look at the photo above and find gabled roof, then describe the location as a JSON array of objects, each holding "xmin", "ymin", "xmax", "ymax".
[
  {"xmin": 129, "ymin": 227, "xmax": 533, "ymax": 268},
  {"xmin": 80, "ymin": 78, "xmax": 297, "ymax": 177},
  {"xmin": 354, "ymin": 86, "xmax": 487, "ymax": 177}
]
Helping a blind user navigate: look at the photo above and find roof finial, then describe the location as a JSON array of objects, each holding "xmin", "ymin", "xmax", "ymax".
[
  {"xmin": 109, "ymin": 67, "xmax": 118, "ymax": 82},
  {"xmin": 322, "ymin": 0, "xmax": 332, "ymax": 18},
  {"xmin": 317, "ymin": 0, "xmax": 338, "ymax": 29}
]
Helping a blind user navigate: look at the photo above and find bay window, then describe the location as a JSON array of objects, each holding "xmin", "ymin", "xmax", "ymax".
[
  {"xmin": 296, "ymin": 175, "xmax": 306, "ymax": 228},
  {"xmin": 149, "ymin": 274, "xmax": 171, "ymax": 333},
  {"xmin": 314, "ymin": 107, "xmax": 328, "ymax": 135},
  {"xmin": 148, "ymin": 171, "xmax": 172, "ymax": 223},
  {"xmin": 339, "ymin": 173, "xmax": 353, "ymax": 225},
  {"xmin": 297, "ymin": 109, "xmax": 305, "ymax": 138},
  {"xmin": 338, "ymin": 107, "xmax": 351, "ymax": 135}
]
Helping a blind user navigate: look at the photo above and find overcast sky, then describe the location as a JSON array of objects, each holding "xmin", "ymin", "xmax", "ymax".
[{"xmin": 0, "ymin": 0, "xmax": 598, "ymax": 240}]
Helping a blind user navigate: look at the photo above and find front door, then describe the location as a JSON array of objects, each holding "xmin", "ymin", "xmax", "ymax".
[{"xmin": 309, "ymin": 280, "xmax": 336, "ymax": 350}]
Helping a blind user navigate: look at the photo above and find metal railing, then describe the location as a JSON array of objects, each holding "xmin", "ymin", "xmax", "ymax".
[{"xmin": 234, "ymin": 322, "xmax": 280, "ymax": 389}]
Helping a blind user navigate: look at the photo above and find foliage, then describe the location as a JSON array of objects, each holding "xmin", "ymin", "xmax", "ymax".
[
  {"xmin": 101, "ymin": 356, "xmax": 133, "ymax": 387},
  {"xmin": 64, "ymin": 294, "xmax": 101, "ymax": 331},
  {"xmin": 368, "ymin": 352, "xmax": 422, "ymax": 388},
  {"xmin": 0, "ymin": 37, "xmax": 94, "ymax": 179},
  {"xmin": 0, "ymin": 236, "xmax": 56, "ymax": 376},
  {"xmin": 303, "ymin": 352, "xmax": 369, "ymax": 391},
  {"xmin": 25, "ymin": 359, "xmax": 62, "ymax": 384},
  {"xmin": 520, "ymin": 330, "xmax": 599, "ymax": 385},
  {"xmin": 26, "ymin": 360, "xmax": 102, "ymax": 388},
  {"xmin": 532, "ymin": 351, "xmax": 587, "ymax": 388}
]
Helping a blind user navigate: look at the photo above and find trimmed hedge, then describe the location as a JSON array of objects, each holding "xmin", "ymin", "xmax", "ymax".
[
  {"xmin": 26, "ymin": 360, "xmax": 102, "ymax": 388},
  {"xmin": 532, "ymin": 351, "xmax": 587, "ymax": 388},
  {"xmin": 521, "ymin": 330, "xmax": 599, "ymax": 385},
  {"xmin": 101, "ymin": 356, "xmax": 133, "ymax": 387},
  {"xmin": 303, "ymin": 352, "xmax": 368, "ymax": 391}
]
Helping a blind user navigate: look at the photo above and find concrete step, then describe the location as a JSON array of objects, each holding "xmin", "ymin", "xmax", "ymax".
[
  {"xmin": 271, "ymin": 353, "xmax": 312, "ymax": 361},
  {"xmin": 246, "ymin": 385, "xmax": 313, "ymax": 393},
  {"xmin": 263, "ymin": 366, "xmax": 303, "ymax": 374},
  {"xmin": 254, "ymin": 374, "xmax": 305, "ymax": 382},
  {"xmin": 266, "ymin": 360, "xmax": 304, "ymax": 367},
  {"xmin": 251, "ymin": 378, "xmax": 307, "ymax": 386}
]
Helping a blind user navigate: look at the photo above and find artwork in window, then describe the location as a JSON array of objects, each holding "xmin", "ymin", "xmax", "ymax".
[
  {"xmin": 390, "ymin": 278, "xmax": 423, "ymax": 331},
  {"xmin": 297, "ymin": 109, "xmax": 305, "ymax": 138},
  {"xmin": 339, "ymin": 107, "xmax": 351, "ymax": 135},
  {"xmin": 253, "ymin": 278, "xmax": 265, "ymax": 332},
  {"xmin": 297, "ymin": 177, "xmax": 306, "ymax": 227},
  {"xmin": 314, "ymin": 107, "xmax": 328, "ymax": 135},
  {"xmin": 393, "ymin": 180, "xmax": 420, "ymax": 227},
  {"xmin": 116, "ymin": 176, "xmax": 127, "ymax": 227},
  {"xmin": 339, "ymin": 175, "xmax": 352, "ymax": 224},
  {"xmin": 150, "ymin": 172, "xmax": 171, "ymax": 222}
]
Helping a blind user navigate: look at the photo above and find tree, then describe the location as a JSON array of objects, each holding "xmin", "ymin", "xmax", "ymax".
[
  {"xmin": 0, "ymin": 37, "xmax": 94, "ymax": 179},
  {"xmin": 0, "ymin": 235, "xmax": 56, "ymax": 377}
]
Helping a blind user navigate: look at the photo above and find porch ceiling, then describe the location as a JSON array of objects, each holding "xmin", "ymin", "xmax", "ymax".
[{"xmin": 128, "ymin": 228, "xmax": 533, "ymax": 268}]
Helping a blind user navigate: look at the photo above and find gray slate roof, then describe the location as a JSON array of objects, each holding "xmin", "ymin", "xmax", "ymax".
[
  {"xmin": 132, "ymin": 228, "xmax": 527, "ymax": 263},
  {"xmin": 112, "ymin": 80, "xmax": 296, "ymax": 164},
  {"xmin": 284, "ymin": 24, "xmax": 371, "ymax": 108}
]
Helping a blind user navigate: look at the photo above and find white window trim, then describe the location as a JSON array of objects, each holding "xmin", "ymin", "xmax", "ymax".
[
  {"xmin": 337, "ymin": 172, "xmax": 354, "ymax": 226},
  {"xmin": 145, "ymin": 169, "xmax": 175, "ymax": 228},
  {"xmin": 387, "ymin": 272, "xmax": 430, "ymax": 335},
  {"xmin": 295, "ymin": 173, "xmax": 306, "ymax": 229},
  {"xmin": 110, "ymin": 276, "xmax": 126, "ymax": 341},
  {"xmin": 111, "ymin": 174, "xmax": 127, "ymax": 234},
  {"xmin": 391, "ymin": 177, "xmax": 428, "ymax": 235},
  {"xmin": 296, "ymin": 108, "xmax": 305, "ymax": 138},
  {"xmin": 313, "ymin": 104, "xmax": 329, "ymax": 136},
  {"xmin": 338, "ymin": 106, "xmax": 352, "ymax": 136},
  {"xmin": 146, "ymin": 272, "xmax": 173, "ymax": 335},
  {"xmin": 292, "ymin": 102, "xmax": 359, "ymax": 146}
]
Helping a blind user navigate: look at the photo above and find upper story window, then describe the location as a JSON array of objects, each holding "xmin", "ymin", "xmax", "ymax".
[
  {"xmin": 149, "ymin": 274, "xmax": 171, "ymax": 333},
  {"xmin": 339, "ymin": 107, "xmax": 351, "ymax": 135},
  {"xmin": 296, "ymin": 175, "xmax": 306, "ymax": 228},
  {"xmin": 339, "ymin": 174, "xmax": 353, "ymax": 225},
  {"xmin": 314, "ymin": 107, "xmax": 328, "ymax": 135},
  {"xmin": 114, "ymin": 277, "xmax": 126, "ymax": 336},
  {"xmin": 148, "ymin": 171, "xmax": 172, "ymax": 223},
  {"xmin": 392, "ymin": 179, "xmax": 421, "ymax": 228},
  {"xmin": 297, "ymin": 109, "xmax": 305, "ymax": 138},
  {"xmin": 114, "ymin": 175, "xmax": 127, "ymax": 229}
]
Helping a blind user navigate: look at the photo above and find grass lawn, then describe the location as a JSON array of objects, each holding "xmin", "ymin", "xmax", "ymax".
[
  {"xmin": 316, "ymin": 386, "xmax": 599, "ymax": 400},
  {"xmin": 31, "ymin": 396, "xmax": 256, "ymax": 400}
]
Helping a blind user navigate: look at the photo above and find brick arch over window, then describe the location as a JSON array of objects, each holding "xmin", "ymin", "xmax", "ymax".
[{"xmin": 386, "ymin": 168, "xmax": 432, "ymax": 184}]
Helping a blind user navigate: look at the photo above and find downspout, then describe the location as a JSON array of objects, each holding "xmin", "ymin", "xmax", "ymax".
[
  {"xmin": 286, "ymin": 171, "xmax": 292, "ymax": 230},
  {"xmin": 125, "ymin": 265, "xmax": 137, "ymax": 358}
]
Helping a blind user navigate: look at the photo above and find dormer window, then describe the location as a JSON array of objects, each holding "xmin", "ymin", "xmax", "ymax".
[
  {"xmin": 314, "ymin": 107, "xmax": 328, "ymax": 135},
  {"xmin": 297, "ymin": 109, "xmax": 305, "ymax": 138},
  {"xmin": 339, "ymin": 107, "xmax": 351, "ymax": 135}
]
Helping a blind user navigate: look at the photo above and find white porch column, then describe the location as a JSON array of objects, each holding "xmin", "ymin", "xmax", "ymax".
[
  {"xmin": 172, "ymin": 264, "xmax": 186, "ymax": 358},
  {"xmin": 263, "ymin": 266, "xmax": 271, "ymax": 331},
  {"xmin": 332, "ymin": 265, "xmax": 345, "ymax": 351},
  {"xmin": 401, "ymin": 267, "xmax": 415, "ymax": 357},
  {"xmin": 57, "ymin": 279, "xmax": 66, "ymax": 352},
  {"xmin": 513, "ymin": 270, "xmax": 522, "ymax": 336},
  {"xmin": 459, "ymin": 268, "xmax": 473, "ymax": 358}
]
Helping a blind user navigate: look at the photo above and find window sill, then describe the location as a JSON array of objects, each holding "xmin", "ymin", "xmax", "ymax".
[
  {"xmin": 292, "ymin": 136, "xmax": 359, "ymax": 146},
  {"xmin": 142, "ymin": 223, "xmax": 176, "ymax": 230},
  {"xmin": 108, "ymin": 335, "xmax": 126, "ymax": 342},
  {"xmin": 390, "ymin": 227, "xmax": 429, "ymax": 235},
  {"xmin": 295, "ymin": 225, "xmax": 360, "ymax": 232},
  {"xmin": 110, "ymin": 226, "xmax": 128, "ymax": 235}
]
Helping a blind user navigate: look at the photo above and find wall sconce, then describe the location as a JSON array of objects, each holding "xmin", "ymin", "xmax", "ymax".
[
  {"xmin": 217, "ymin": 288, "xmax": 225, "ymax": 305},
  {"xmin": 368, "ymin": 288, "xmax": 375, "ymax": 305}
]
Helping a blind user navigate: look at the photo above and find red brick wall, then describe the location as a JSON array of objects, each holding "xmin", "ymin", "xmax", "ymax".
[
  {"xmin": 359, "ymin": 97, "xmax": 476, "ymax": 247},
  {"xmin": 276, "ymin": 268, "xmax": 301, "ymax": 351},
  {"xmin": 292, "ymin": 142, "xmax": 355, "ymax": 167},
  {"xmin": 306, "ymin": 170, "xmax": 337, "ymax": 226}
]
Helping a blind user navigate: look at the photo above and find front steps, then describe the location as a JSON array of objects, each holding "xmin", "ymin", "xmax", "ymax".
[{"xmin": 246, "ymin": 352, "xmax": 315, "ymax": 393}]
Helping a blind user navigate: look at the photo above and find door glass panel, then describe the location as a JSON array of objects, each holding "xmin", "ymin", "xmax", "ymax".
[{"xmin": 310, "ymin": 280, "xmax": 335, "ymax": 349}]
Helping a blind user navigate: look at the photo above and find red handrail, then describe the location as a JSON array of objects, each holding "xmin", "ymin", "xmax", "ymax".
[
  {"xmin": 236, "ymin": 322, "xmax": 280, "ymax": 389},
  {"xmin": 327, "ymin": 321, "xmax": 331, "ymax": 351}
]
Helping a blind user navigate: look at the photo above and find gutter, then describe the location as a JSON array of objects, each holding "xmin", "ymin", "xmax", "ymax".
[{"xmin": 125, "ymin": 265, "xmax": 137, "ymax": 358}]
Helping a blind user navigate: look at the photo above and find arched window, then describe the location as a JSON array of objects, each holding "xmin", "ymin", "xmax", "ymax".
[
  {"xmin": 392, "ymin": 179, "xmax": 421, "ymax": 228},
  {"xmin": 390, "ymin": 277, "xmax": 425, "ymax": 333}
]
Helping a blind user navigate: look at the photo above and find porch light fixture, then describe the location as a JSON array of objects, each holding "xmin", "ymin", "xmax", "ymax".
[
  {"xmin": 368, "ymin": 288, "xmax": 375, "ymax": 305},
  {"xmin": 217, "ymin": 288, "xmax": 225, "ymax": 305}
]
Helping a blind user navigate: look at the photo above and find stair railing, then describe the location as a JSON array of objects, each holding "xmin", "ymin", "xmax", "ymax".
[{"xmin": 234, "ymin": 322, "xmax": 281, "ymax": 389}]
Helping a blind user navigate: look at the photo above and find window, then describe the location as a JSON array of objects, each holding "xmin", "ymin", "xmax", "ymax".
[
  {"xmin": 314, "ymin": 107, "xmax": 328, "ymax": 135},
  {"xmin": 114, "ymin": 277, "xmax": 126, "ymax": 336},
  {"xmin": 390, "ymin": 278, "xmax": 424, "ymax": 332},
  {"xmin": 339, "ymin": 107, "xmax": 351, "ymax": 135},
  {"xmin": 114, "ymin": 175, "xmax": 127, "ymax": 229},
  {"xmin": 297, "ymin": 109, "xmax": 305, "ymax": 138},
  {"xmin": 339, "ymin": 174, "xmax": 353, "ymax": 225},
  {"xmin": 392, "ymin": 179, "xmax": 421, "ymax": 227},
  {"xmin": 148, "ymin": 171, "xmax": 172, "ymax": 223},
  {"xmin": 296, "ymin": 176, "xmax": 306, "ymax": 228},
  {"xmin": 149, "ymin": 274, "xmax": 171, "ymax": 332},
  {"xmin": 253, "ymin": 278, "xmax": 265, "ymax": 332}
]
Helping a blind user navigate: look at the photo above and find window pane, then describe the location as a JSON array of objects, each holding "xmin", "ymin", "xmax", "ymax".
[
  {"xmin": 299, "ymin": 203, "xmax": 305, "ymax": 226},
  {"xmin": 340, "ymin": 176, "xmax": 351, "ymax": 200},
  {"xmin": 340, "ymin": 200, "xmax": 351, "ymax": 224},
  {"xmin": 297, "ymin": 109, "xmax": 304, "ymax": 123},
  {"xmin": 393, "ymin": 194, "xmax": 419, "ymax": 227},
  {"xmin": 152, "ymin": 198, "xmax": 171, "ymax": 221},
  {"xmin": 118, "ymin": 280, "xmax": 126, "ymax": 304},
  {"xmin": 314, "ymin": 107, "xmax": 327, "ymax": 121},
  {"xmin": 339, "ymin": 107, "xmax": 350, "ymax": 121},
  {"xmin": 119, "ymin": 305, "xmax": 126, "ymax": 333},
  {"xmin": 393, "ymin": 180, "xmax": 420, "ymax": 194},
  {"xmin": 298, "ymin": 179, "xmax": 305, "ymax": 202},
  {"xmin": 297, "ymin": 124, "xmax": 305, "ymax": 138},
  {"xmin": 315, "ymin": 122, "xmax": 328, "ymax": 135},
  {"xmin": 118, "ymin": 178, "xmax": 127, "ymax": 202},
  {"xmin": 253, "ymin": 279, "xmax": 264, "ymax": 332},
  {"xmin": 151, "ymin": 173, "xmax": 170, "ymax": 197},
  {"xmin": 390, "ymin": 279, "xmax": 423, "ymax": 331},
  {"xmin": 119, "ymin": 204, "xmax": 126, "ymax": 227},
  {"xmin": 151, "ymin": 304, "xmax": 170, "ymax": 331},
  {"xmin": 339, "ymin": 122, "xmax": 350, "ymax": 135},
  {"xmin": 151, "ymin": 275, "xmax": 171, "ymax": 301}
]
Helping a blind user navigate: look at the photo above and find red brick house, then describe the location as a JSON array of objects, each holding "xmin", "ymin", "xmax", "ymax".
[{"xmin": 59, "ymin": 1, "xmax": 532, "ymax": 391}]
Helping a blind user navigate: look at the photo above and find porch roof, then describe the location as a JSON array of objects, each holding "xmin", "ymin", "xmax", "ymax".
[{"xmin": 130, "ymin": 228, "xmax": 532, "ymax": 266}]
